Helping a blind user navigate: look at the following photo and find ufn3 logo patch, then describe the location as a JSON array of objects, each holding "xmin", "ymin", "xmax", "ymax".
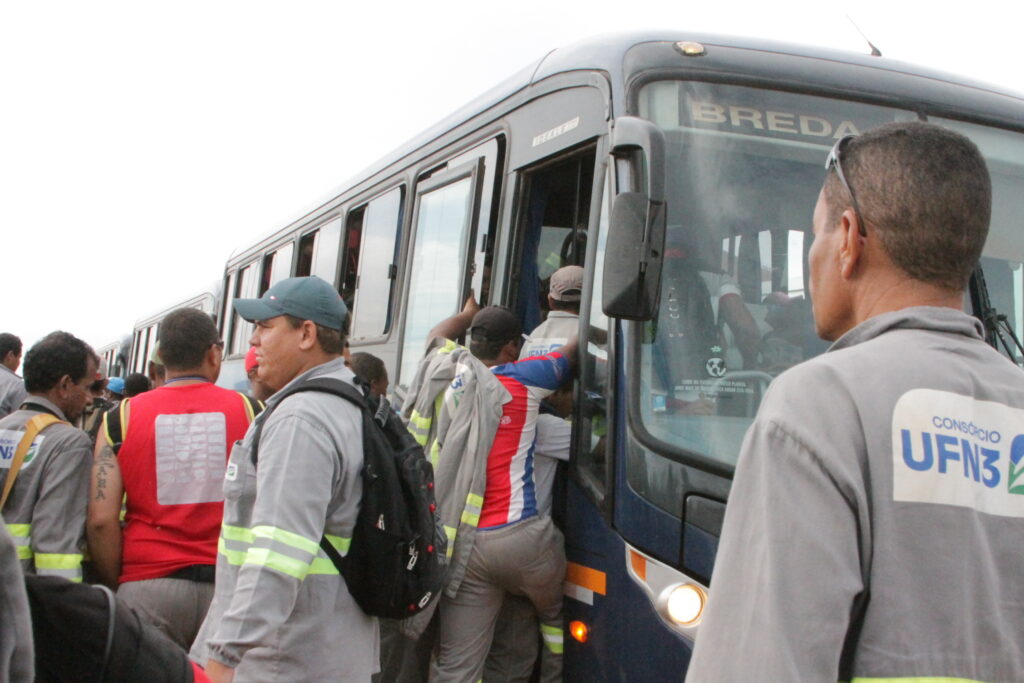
[{"xmin": 892, "ymin": 389, "xmax": 1024, "ymax": 517}]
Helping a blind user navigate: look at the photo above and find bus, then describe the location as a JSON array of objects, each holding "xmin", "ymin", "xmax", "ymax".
[
  {"xmin": 128, "ymin": 287, "xmax": 219, "ymax": 377},
  {"xmin": 179, "ymin": 31, "xmax": 1022, "ymax": 678},
  {"xmin": 95, "ymin": 337, "xmax": 130, "ymax": 379}
]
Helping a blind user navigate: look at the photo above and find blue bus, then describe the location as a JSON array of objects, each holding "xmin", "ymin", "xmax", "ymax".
[{"xmin": 141, "ymin": 31, "xmax": 1024, "ymax": 679}]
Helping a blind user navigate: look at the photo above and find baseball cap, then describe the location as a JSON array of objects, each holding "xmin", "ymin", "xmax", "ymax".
[
  {"xmin": 549, "ymin": 265, "xmax": 584, "ymax": 302},
  {"xmin": 107, "ymin": 377, "xmax": 126, "ymax": 395},
  {"xmin": 244, "ymin": 346, "xmax": 259, "ymax": 373},
  {"xmin": 234, "ymin": 276, "xmax": 348, "ymax": 331},
  {"xmin": 469, "ymin": 306, "xmax": 521, "ymax": 344}
]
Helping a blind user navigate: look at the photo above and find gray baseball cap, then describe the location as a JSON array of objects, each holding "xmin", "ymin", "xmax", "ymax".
[{"xmin": 233, "ymin": 276, "xmax": 348, "ymax": 330}]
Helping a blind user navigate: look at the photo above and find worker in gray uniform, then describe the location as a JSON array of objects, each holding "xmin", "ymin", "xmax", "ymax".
[
  {"xmin": 0, "ymin": 333, "xmax": 27, "ymax": 419},
  {"xmin": 0, "ymin": 331, "xmax": 97, "ymax": 584},
  {"xmin": 0, "ymin": 514, "xmax": 34, "ymax": 681},
  {"xmin": 686, "ymin": 122, "xmax": 1024, "ymax": 681},
  {"xmin": 190, "ymin": 276, "xmax": 378, "ymax": 682}
]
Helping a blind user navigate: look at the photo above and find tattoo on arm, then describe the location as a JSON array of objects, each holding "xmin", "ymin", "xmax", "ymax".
[{"xmin": 94, "ymin": 444, "xmax": 116, "ymax": 501}]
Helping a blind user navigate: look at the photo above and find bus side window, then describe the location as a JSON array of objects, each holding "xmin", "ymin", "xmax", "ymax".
[
  {"xmin": 230, "ymin": 262, "xmax": 258, "ymax": 354},
  {"xmin": 347, "ymin": 186, "xmax": 404, "ymax": 341},
  {"xmin": 296, "ymin": 231, "xmax": 316, "ymax": 277},
  {"xmin": 398, "ymin": 165, "xmax": 480, "ymax": 388},
  {"xmin": 259, "ymin": 242, "xmax": 295, "ymax": 296}
]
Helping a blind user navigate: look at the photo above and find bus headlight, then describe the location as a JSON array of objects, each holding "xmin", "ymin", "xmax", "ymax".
[{"xmin": 657, "ymin": 583, "xmax": 706, "ymax": 626}]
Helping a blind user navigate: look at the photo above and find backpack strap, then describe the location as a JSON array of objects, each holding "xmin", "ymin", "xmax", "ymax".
[
  {"xmin": 249, "ymin": 377, "xmax": 369, "ymax": 467},
  {"xmin": 236, "ymin": 392, "xmax": 265, "ymax": 423},
  {"xmin": 102, "ymin": 399, "xmax": 130, "ymax": 455},
  {"xmin": 1, "ymin": 414, "xmax": 65, "ymax": 509}
]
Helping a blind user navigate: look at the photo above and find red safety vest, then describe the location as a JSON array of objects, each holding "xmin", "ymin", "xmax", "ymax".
[{"xmin": 114, "ymin": 382, "xmax": 257, "ymax": 583}]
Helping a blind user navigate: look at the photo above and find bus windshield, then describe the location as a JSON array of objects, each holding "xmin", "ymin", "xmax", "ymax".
[{"xmin": 633, "ymin": 80, "xmax": 1024, "ymax": 482}]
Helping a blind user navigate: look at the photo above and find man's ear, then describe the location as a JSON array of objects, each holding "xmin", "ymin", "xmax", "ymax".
[
  {"xmin": 298, "ymin": 320, "xmax": 319, "ymax": 352},
  {"xmin": 838, "ymin": 208, "xmax": 866, "ymax": 280}
]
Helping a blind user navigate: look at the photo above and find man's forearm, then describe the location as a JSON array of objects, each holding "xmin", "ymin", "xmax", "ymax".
[{"xmin": 86, "ymin": 521, "xmax": 121, "ymax": 589}]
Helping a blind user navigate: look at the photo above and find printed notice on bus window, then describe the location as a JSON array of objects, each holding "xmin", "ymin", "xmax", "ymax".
[
  {"xmin": 155, "ymin": 412, "xmax": 227, "ymax": 505},
  {"xmin": 891, "ymin": 389, "xmax": 1024, "ymax": 518}
]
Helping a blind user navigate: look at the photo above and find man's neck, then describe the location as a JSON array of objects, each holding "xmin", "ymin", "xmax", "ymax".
[{"xmin": 164, "ymin": 368, "xmax": 216, "ymax": 384}]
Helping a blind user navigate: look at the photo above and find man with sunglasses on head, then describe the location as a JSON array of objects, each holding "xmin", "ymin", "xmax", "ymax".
[
  {"xmin": 687, "ymin": 121, "xmax": 1024, "ymax": 682},
  {"xmin": 87, "ymin": 307, "xmax": 261, "ymax": 650}
]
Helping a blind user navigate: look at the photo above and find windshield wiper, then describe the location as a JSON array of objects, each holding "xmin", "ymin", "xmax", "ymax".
[{"xmin": 971, "ymin": 264, "xmax": 1024, "ymax": 366}]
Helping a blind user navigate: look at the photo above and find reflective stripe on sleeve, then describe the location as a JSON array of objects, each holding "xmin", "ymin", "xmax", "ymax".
[
  {"xmin": 6, "ymin": 524, "xmax": 32, "ymax": 560},
  {"xmin": 35, "ymin": 553, "xmax": 83, "ymax": 583},
  {"xmin": 461, "ymin": 492, "xmax": 483, "ymax": 528},
  {"xmin": 243, "ymin": 547, "xmax": 312, "ymax": 580},
  {"xmin": 850, "ymin": 678, "xmax": 989, "ymax": 683},
  {"xmin": 443, "ymin": 525, "xmax": 457, "ymax": 559},
  {"xmin": 251, "ymin": 525, "xmax": 320, "ymax": 556},
  {"xmin": 540, "ymin": 623, "xmax": 564, "ymax": 654}
]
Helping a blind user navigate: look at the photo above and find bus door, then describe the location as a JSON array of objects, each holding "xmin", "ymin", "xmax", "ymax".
[{"xmin": 396, "ymin": 137, "xmax": 504, "ymax": 397}]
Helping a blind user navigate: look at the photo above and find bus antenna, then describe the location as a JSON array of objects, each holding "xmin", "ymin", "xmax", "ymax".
[{"xmin": 846, "ymin": 14, "xmax": 882, "ymax": 57}]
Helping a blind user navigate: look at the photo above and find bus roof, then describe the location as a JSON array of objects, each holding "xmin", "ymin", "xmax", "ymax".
[{"xmin": 226, "ymin": 30, "xmax": 1024, "ymax": 267}]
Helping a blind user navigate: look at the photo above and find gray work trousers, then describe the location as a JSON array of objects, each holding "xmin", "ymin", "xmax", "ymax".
[
  {"xmin": 117, "ymin": 577, "xmax": 214, "ymax": 650},
  {"xmin": 484, "ymin": 595, "xmax": 540, "ymax": 683},
  {"xmin": 430, "ymin": 515, "xmax": 565, "ymax": 683}
]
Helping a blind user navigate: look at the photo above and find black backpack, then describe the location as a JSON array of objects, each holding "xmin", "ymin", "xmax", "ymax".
[
  {"xmin": 24, "ymin": 575, "xmax": 195, "ymax": 683},
  {"xmin": 250, "ymin": 376, "xmax": 447, "ymax": 619}
]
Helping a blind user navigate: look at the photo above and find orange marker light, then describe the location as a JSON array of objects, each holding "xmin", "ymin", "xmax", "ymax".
[{"xmin": 569, "ymin": 620, "xmax": 589, "ymax": 644}]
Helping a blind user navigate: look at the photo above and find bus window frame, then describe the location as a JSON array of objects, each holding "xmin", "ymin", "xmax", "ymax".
[
  {"xmin": 394, "ymin": 157, "xmax": 485, "ymax": 396},
  {"xmin": 345, "ymin": 183, "xmax": 407, "ymax": 344},
  {"xmin": 569, "ymin": 144, "xmax": 614, "ymax": 516}
]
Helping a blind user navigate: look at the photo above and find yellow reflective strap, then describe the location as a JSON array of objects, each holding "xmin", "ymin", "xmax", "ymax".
[
  {"xmin": 443, "ymin": 525, "xmax": 457, "ymax": 558},
  {"xmin": 851, "ymin": 678, "xmax": 989, "ymax": 683},
  {"xmin": 438, "ymin": 339, "xmax": 459, "ymax": 354},
  {"xmin": 222, "ymin": 524, "xmax": 255, "ymax": 544},
  {"xmin": 243, "ymin": 547, "xmax": 311, "ymax": 580},
  {"xmin": 34, "ymin": 553, "xmax": 83, "ymax": 570},
  {"xmin": 324, "ymin": 533, "xmax": 351, "ymax": 556},
  {"xmin": 409, "ymin": 410, "xmax": 432, "ymax": 432},
  {"xmin": 101, "ymin": 410, "xmax": 114, "ymax": 447},
  {"xmin": 460, "ymin": 510, "xmax": 480, "ymax": 528},
  {"xmin": 466, "ymin": 493, "xmax": 483, "ymax": 509},
  {"xmin": 251, "ymin": 525, "xmax": 320, "ymax": 556},
  {"xmin": 5, "ymin": 523, "xmax": 30, "ymax": 538},
  {"xmin": 308, "ymin": 557, "xmax": 342, "ymax": 575},
  {"xmin": 16, "ymin": 545, "xmax": 32, "ymax": 560},
  {"xmin": 218, "ymin": 537, "xmax": 246, "ymax": 565},
  {"xmin": 541, "ymin": 624, "xmax": 564, "ymax": 654},
  {"xmin": 430, "ymin": 440, "xmax": 441, "ymax": 469}
]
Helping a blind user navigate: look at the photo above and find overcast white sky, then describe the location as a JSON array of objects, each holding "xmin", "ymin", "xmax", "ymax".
[{"xmin": 2, "ymin": 1, "xmax": 1021, "ymax": 359}]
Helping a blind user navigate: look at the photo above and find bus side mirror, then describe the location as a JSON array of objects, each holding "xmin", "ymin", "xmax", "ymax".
[{"xmin": 602, "ymin": 117, "xmax": 667, "ymax": 321}]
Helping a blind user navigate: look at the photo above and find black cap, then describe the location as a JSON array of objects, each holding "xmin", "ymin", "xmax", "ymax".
[{"xmin": 469, "ymin": 306, "xmax": 521, "ymax": 344}]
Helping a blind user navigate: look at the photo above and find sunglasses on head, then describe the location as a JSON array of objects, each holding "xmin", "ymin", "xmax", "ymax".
[{"xmin": 825, "ymin": 134, "xmax": 868, "ymax": 237}]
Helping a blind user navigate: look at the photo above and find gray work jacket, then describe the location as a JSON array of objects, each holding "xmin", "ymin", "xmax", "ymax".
[
  {"xmin": 0, "ymin": 396, "xmax": 91, "ymax": 583},
  {"xmin": 0, "ymin": 366, "xmax": 26, "ymax": 420},
  {"xmin": 687, "ymin": 307, "xmax": 1024, "ymax": 682},
  {"xmin": 0, "ymin": 513, "xmax": 33, "ymax": 682},
  {"xmin": 191, "ymin": 359, "xmax": 378, "ymax": 681}
]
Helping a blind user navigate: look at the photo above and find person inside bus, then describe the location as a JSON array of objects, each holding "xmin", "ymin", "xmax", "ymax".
[
  {"xmin": 349, "ymin": 351, "xmax": 389, "ymax": 400},
  {"xmin": 651, "ymin": 229, "xmax": 759, "ymax": 415},
  {"xmin": 520, "ymin": 265, "xmax": 583, "ymax": 359}
]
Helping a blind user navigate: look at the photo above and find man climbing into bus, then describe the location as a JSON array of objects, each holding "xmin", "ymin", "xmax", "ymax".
[
  {"xmin": 686, "ymin": 121, "xmax": 1024, "ymax": 681},
  {"xmin": 87, "ymin": 308, "xmax": 261, "ymax": 649},
  {"xmin": 190, "ymin": 275, "xmax": 378, "ymax": 682},
  {"xmin": 405, "ymin": 300, "xmax": 576, "ymax": 683}
]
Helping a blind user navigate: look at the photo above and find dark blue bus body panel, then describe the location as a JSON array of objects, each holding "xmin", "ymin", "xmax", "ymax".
[{"xmin": 564, "ymin": 481, "xmax": 694, "ymax": 681}]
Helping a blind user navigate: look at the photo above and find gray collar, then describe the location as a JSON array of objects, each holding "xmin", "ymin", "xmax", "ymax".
[
  {"xmin": 21, "ymin": 395, "xmax": 69, "ymax": 421},
  {"xmin": 829, "ymin": 306, "xmax": 983, "ymax": 353}
]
